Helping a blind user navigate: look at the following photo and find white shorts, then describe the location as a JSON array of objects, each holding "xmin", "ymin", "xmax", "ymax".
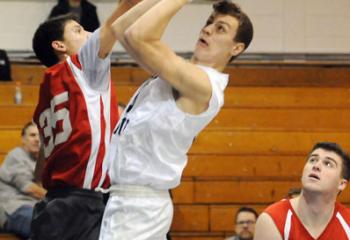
[{"xmin": 99, "ymin": 184, "xmax": 173, "ymax": 240}]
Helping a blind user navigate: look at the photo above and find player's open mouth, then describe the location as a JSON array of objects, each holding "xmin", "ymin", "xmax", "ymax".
[
  {"xmin": 308, "ymin": 173, "xmax": 320, "ymax": 180},
  {"xmin": 199, "ymin": 38, "xmax": 209, "ymax": 47}
]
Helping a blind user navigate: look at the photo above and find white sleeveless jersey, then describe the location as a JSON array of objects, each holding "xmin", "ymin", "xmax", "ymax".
[{"xmin": 108, "ymin": 66, "xmax": 228, "ymax": 190}]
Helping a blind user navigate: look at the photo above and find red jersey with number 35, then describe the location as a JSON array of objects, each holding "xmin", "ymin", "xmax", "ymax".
[
  {"xmin": 265, "ymin": 199, "xmax": 350, "ymax": 240},
  {"xmin": 33, "ymin": 30, "xmax": 118, "ymax": 190}
]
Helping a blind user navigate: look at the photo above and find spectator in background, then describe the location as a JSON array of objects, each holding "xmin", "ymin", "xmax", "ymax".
[
  {"xmin": 49, "ymin": 0, "xmax": 100, "ymax": 32},
  {"xmin": 226, "ymin": 207, "xmax": 258, "ymax": 240},
  {"xmin": 0, "ymin": 122, "xmax": 46, "ymax": 239}
]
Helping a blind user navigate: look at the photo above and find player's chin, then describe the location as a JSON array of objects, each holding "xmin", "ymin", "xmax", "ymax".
[{"xmin": 240, "ymin": 232, "xmax": 253, "ymax": 239}]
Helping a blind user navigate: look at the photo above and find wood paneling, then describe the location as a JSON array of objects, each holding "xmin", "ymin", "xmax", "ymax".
[
  {"xmin": 2, "ymin": 83, "xmax": 350, "ymax": 109},
  {"xmin": 0, "ymin": 83, "xmax": 137, "ymax": 105},
  {"xmin": 11, "ymin": 64, "xmax": 350, "ymax": 87},
  {"xmin": 0, "ymin": 129, "xmax": 21, "ymax": 154},
  {"xmin": 190, "ymin": 131, "xmax": 350, "ymax": 155},
  {"xmin": 172, "ymin": 205, "xmax": 209, "ymax": 231},
  {"xmin": 226, "ymin": 66, "xmax": 350, "ymax": 87},
  {"xmin": 5, "ymin": 63, "xmax": 350, "ymax": 239},
  {"xmin": 3, "ymin": 104, "xmax": 350, "ymax": 132},
  {"xmin": 210, "ymin": 205, "xmax": 265, "ymax": 231},
  {"xmin": 184, "ymin": 155, "xmax": 305, "ymax": 178},
  {"xmin": 194, "ymin": 181, "xmax": 350, "ymax": 204}
]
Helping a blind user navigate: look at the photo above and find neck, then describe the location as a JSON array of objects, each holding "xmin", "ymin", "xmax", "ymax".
[
  {"xmin": 21, "ymin": 146, "xmax": 39, "ymax": 160},
  {"xmin": 190, "ymin": 56, "xmax": 227, "ymax": 72},
  {"xmin": 294, "ymin": 191, "xmax": 336, "ymax": 228}
]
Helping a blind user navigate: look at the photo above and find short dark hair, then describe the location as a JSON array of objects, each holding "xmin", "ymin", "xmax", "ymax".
[
  {"xmin": 213, "ymin": 0, "xmax": 254, "ymax": 62},
  {"xmin": 310, "ymin": 142, "xmax": 350, "ymax": 180},
  {"xmin": 235, "ymin": 206, "xmax": 258, "ymax": 222},
  {"xmin": 21, "ymin": 122, "xmax": 36, "ymax": 137},
  {"xmin": 32, "ymin": 14, "xmax": 76, "ymax": 67}
]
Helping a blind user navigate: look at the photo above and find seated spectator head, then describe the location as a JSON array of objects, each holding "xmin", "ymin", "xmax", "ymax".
[
  {"xmin": 302, "ymin": 142, "xmax": 350, "ymax": 196},
  {"xmin": 32, "ymin": 14, "xmax": 91, "ymax": 67},
  {"xmin": 21, "ymin": 122, "xmax": 40, "ymax": 156},
  {"xmin": 234, "ymin": 206, "xmax": 258, "ymax": 240}
]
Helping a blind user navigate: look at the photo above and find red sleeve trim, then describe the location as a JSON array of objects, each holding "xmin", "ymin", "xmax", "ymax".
[{"xmin": 71, "ymin": 54, "xmax": 82, "ymax": 70}]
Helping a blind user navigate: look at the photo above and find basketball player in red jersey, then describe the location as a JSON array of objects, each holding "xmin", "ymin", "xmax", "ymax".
[
  {"xmin": 254, "ymin": 142, "xmax": 350, "ymax": 240},
  {"xmin": 30, "ymin": 1, "xmax": 140, "ymax": 239}
]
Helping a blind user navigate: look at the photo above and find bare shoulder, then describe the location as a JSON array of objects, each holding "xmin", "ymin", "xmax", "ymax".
[
  {"xmin": 254, "ymin": 213, "xmax": 282, "ymax": 240},
  {"xmin": 163, "ymin": 56, "xmax": 213, "ymax": 105}
]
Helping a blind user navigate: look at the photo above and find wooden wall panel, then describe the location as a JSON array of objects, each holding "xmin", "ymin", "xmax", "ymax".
[
  {"xmin": 11, "ymin": 64, "xmax": 45, "ymax": 84},
  {"xmin": 0, "ymin": 129, "xmax": 21, "ymax": 154},
  {"xmin": 11, "ymin": 64, "xmax": 350, "ymax": 87},
  {"xmin": 3, "ymin": 83, "xmax": 350, "ymax": 109},
  {"xmin": 172, "ymin": 205, "xmax": 209, "ymax": 231},
  {"xmin": 172, "ymin": 181, "xmax": 194, "ymax": 204},
  {"xmin": 224, "ymin": 87, "xmax": 350, "ymax": 108},
  {"xmin": 209, "ymin": 205, "xmax": 265, "ymax": 231},
  {"xmin": 184, "ymin": 155, "xmax": 305, "ymax": 178},
  {"xmin": 194, "ymin": 181, "xmax": 301, "ymax": 204},
  {"xmin": 194, "ymin": 181, "xmax": 350, "ymax": 204},
  {"xmin": 0, "ymin": 153, "xmax": 6, "ymax": 165},
  {"xmin": 190, "ymin": 131, "xmax": 350, "ymax": 155},
  {"xmin": 0, "ymin": 84, "xmax": 137, "ymax": 105},
  {"xmin": 226, "ymin": 67, "xmax": 350, "ymax": 87},
  {"xmin": 3, "ymin": 105, "xmax": 350, "ymax": 132},
  {"xmin": 208, "ymin": 108, "xmax": 350, "ymax": 131},
  {"xmin": 2, "ymin": 129, "xmax": 350, "ymax": 156}
]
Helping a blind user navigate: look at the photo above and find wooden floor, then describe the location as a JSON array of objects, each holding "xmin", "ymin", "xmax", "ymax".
[{"xmin": 1, "ymin": 63, "xmax": 350, "ymax": 239}]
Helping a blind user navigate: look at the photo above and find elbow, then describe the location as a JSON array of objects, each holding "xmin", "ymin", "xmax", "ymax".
[
  {"xmin": 124, "ymin": 27, "xmax": 142, "ymax": 48},
  {"xmin": 112, "ymin": 23, "xmax": 126, "ymax": 43}
]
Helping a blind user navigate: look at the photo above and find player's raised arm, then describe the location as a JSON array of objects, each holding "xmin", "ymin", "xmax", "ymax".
[
  {"xmin": 98, "ymin": 0, "xmax": 142, "ymax": 58},
  {"xmin": 121, "ymin": 0, "xmax": 212, "ymax": 105}
]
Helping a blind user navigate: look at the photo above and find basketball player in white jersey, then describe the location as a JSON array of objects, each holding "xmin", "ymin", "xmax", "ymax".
[
  {"xmin": 30, "ymin": 1, "xmax": 140, "ymax": 239},
  {"xmin": 98, "ymin": 0, "xmax": 254, "ymax": 239}
]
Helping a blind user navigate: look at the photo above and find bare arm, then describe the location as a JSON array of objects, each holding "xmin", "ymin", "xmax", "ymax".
[
  {"xmin": 254, "ymin": 213, "xmax": 283, "ymax": 240},
  {"xmin": 98, "ymin": 0, "xmax": 142, "ymax": 58},
  {"xmin": 117, "ymin": 0, "xmax": 212, "ymax": 108}
]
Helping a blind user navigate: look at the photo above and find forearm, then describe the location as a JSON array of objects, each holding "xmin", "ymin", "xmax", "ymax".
[
  {"xmin": 99, "ymin": 0, "xmax": 142, "ymax": 58},
  {"xmin": 112, "ymin": 0, "xmax": 161, "ymax": 45},
  {"xmin": 25, "ymin": 182, "xmax": 47, "ymax": 200},
  {"xmin": 125, "ymin": 0, "xmax": 188, "ymax": 43},
  {"xmin": 122, "ymin": 0, "xmax": 189, "ymax": 76}
]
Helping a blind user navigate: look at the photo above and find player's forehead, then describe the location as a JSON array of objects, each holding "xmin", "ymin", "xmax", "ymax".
[
  {"xmin": 309, "ymin": 148, "xmax": 342, "ymax": 163},
  {"xmin": 64, "ymin": 20, "xmax": 82, "ymax": 32}
]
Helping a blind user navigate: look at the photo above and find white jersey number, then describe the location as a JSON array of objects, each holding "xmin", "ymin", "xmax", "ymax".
[{"xmin": 39, "ymin": 92, "xmax": 72, "ymax": 157}]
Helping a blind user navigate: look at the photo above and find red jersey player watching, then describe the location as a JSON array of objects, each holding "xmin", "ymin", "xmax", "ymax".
[
  {"xmin": 30, "ymin": 1, "xmax": 140, "ymax": 239},
  {"xmin": 254, "ymin": 142, "xmax": 350, "ymax": 240}
]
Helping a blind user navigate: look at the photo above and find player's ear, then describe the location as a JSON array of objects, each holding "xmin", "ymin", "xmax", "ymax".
[
  {"xmin": 230, "ymin": 42, "xmax": 244, "ymax": 57},
  {"xmin": 338, "ymin": 178, "xmax": 347, "ymax": 192},
  {"xmin": 52, "ymin": 40, "xmax": 67, "ymax": 53}
]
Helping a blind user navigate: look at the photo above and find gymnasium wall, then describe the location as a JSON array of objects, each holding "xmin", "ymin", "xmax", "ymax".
[{"xmin": 0, "ymin": 0, "xmax": 349, "ymax": 53}]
